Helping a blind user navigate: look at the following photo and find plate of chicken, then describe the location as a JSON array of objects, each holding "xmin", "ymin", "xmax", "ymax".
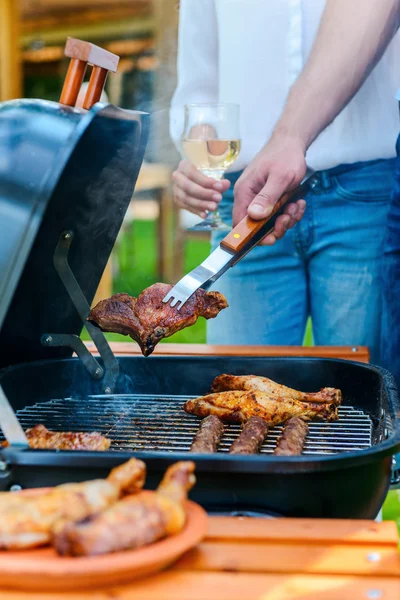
[{"xmin": 0, "ymin": 459, "xmax": 207, "ymax": 591}]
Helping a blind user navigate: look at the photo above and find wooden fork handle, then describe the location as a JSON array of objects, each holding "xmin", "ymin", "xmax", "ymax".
[
  {"xmin": 220, "ymin": 175, "xmax": 313, "ymax": 264},
  {"xmin": 221, "ymin": 190, "xmax": 295, "ymax": 254}
]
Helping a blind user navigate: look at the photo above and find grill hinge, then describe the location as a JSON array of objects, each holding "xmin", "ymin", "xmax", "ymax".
[
  {"xmin": 41, "ymin": 230, "xmax": 119, "ymax": 393},
  {"xmin": 41, "ymin": 334, "xmax": 104, "ymax": 380}
]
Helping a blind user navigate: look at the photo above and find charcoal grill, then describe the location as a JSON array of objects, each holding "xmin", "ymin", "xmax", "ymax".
[
  {"xmin": 0, "ymin": 40, "xmax": 399, "ymax": 521},
  {"xmin": 0, "ymin": 352, "xmax": 399, "ymax": 519}
]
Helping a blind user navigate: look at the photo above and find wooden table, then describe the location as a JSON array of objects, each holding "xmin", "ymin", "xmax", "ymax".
[
  {"xmin": 86, "ymin": 341, "xmax": 370, "ymax": 363},
  {"xmin": 3, "ymin": 517, "xmax": 400, "ymax": 599}
]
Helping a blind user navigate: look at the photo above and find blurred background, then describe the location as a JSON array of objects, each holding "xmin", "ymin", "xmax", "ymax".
[
  {"xmin": 0, "ymin": 0, "xmax": 209, "ymax": 343},
  {"xmin": 1, "ymin": 1, "xmax": 399, "ymax": 526}
]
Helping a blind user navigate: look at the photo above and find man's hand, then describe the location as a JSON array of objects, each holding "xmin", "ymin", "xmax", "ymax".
[
  {"xmin": 172, "ymin": 159, "xmax": 231, "ymax": 218},
  {"xmin": 233, "ymin": 133, "xmax": 307, "ymax": 245}
]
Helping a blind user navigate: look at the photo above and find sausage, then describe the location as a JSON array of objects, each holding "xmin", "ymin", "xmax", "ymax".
[
  {"xmin": 274, "ymin": 417, "xmax": 309, "ymax": 456},
  {"xmin": 229, "ymin": 416, "xmax": 268, "ymax": 454},
  {"xmin": 190, "ymin": 415, "xmax": 224, "ymax": 453}
]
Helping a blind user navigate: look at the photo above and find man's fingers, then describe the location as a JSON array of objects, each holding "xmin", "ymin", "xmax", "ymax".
[
  {"xmin": 174, "ymin": 187, "xmax": 218, "ymax": 214},
  {"xmin": 260, "ymin": 232, "xmax": 278, "ymax": 246},
  {"xmin": 293, "ymin": 199, "xmax": 306, "ymax": 215},
  {"xmin": 259, "ymin": 199, "xmax": 306, "ymax": 246},
  {"xmin": 247, "ymin": 173, "xmax": 291, "ymax": 220},
  {"xmin": 232, "ymin": 169, "xmax": 261, "ymax": 225},
  {"xmin": 172, "ymin": 170, "xmax": 223, "ymax": 202},
  {"xmin": 172, "ymin": 159, "xmax": 232, "ymax": 216},
  {"xmin": 272, "ymin": 214, "xmax": 292, "ymax": 240},
  {"xmin": 173, "ymin": 196, "xmax": 206, "ymax": 217},
  {"xmin": 282, "ymin": 199, "xmax": 306, "ymax": 233},
  {"xmin": 285, "ymin": 203, "xmax": 299, "ymax": 219},
  {"xmin": 177, "ymin": 159, "xmax": 231, "ymax": 191}
]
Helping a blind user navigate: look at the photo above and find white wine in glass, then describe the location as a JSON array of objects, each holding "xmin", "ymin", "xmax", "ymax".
[{"xmin": 181, "ymin": 103, "xmax": 240, "ymax": 231}]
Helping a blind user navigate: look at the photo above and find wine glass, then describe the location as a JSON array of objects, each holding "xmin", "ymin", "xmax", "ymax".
[{"xmin": 181, "ymin": 103, "xmax": 240, "ymax": 231}]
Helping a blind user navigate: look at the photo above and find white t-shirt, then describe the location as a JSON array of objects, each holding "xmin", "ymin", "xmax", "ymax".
[{"xmin": 170, "ymin": 0, "xmax": 400, "ymax": 172}]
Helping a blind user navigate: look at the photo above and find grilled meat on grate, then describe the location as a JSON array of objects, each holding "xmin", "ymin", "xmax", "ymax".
[
  {"xmin": 88, "ymin": 282, "xmax": 228, "ymax": 357},
  {"xmin": 190, "ymin": 415, "xmax": 224, "ymax": 453},
  {"xmin": 53, "ymin": 461, "xmax": 196, "ymax": 556},
  {"xmin": 212, "ymin": 374, "xmax": 342, "ymax": 406},
  {"xmin": 228, "ymin": 416, "xmax": 268, "ymax": 454},
  {"xmin": 274, "ymin": 417, "xmax": 309, "ymax": 456},
  {"xmin": 1, "ymin": 424, "xmax": 111, "ymax": 451},
  {"xmin": 184, "ymin": 390, "xmax": 339, "ymax": 425}
]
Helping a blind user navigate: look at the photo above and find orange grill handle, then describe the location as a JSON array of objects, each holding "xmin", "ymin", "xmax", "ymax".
[
  {"xmin": 60, "ymin": 58, "xmax": 87, "ymax": 107},
  {"xmin": 59, "ymin": 37, "xmax": 119, "ymax": 109}
]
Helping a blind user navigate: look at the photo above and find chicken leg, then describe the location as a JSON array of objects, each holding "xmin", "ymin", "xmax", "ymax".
[
  {"xmin": 53, "ymin": 461, "xmax": 196, "ymax": 556},
  {"xmin": 212, "ymin": 374, "xmax": 342, "ymax": 406}
]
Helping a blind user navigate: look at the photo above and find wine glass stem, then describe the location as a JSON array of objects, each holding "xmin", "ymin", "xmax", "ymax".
[
  {"xmin": 205, "ymin": 211, "xmax": 222, "ymax": 226},
  {"xmin": 200, "ymin": 169, "xmax": 225, "ymax": 223}
]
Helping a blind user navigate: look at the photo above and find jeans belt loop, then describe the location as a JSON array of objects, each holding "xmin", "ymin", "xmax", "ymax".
[{"xmin": 319, "ymin": 171, "xmax": 332, "ymax": 190}]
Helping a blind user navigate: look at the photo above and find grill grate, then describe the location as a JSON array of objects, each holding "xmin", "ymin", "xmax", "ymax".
[{"xmin": 10, "ymin": 394, "xmax": 373, "ymax": 455}]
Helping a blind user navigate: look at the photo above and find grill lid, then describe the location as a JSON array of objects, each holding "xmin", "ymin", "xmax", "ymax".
[{"xmin": 0, "ymin": 99, "xmax": 149, "ymax": 368}]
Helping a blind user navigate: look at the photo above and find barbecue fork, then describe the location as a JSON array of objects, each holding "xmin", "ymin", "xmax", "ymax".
[{"xmin": 163, "ymin": 171, "xmax": 314, "ymax": 309}]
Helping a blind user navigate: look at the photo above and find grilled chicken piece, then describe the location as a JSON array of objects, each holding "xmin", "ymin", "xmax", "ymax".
[
  {"xmin": 212, "ymin": 375, "xmax": 342, "ymax": 406},
  {"xmin": 229, "ymin": 416, "xmax": 268, "ymax": 454},
  {"xmin": 53, "ymin": 461, "xmax": 196, "ymax": 556},
  {"xmin": 184, "ymin": 391, "xmax": 338, "ymax": 425},
  {"xmin": 274, "ymin": 417, "xmax": 309, "ymax": 456},
  {"xmin": 88, "ymin": 283, "xmax": 228, "ymax": 357},
  {"xmin": 190, "ymin": 415, "xmax": 224, "ymax": 453},
  {"xmin": 0, "ymin": 458, "xmax": 146, "ymax": 550},
  {"xmin": 2, "ymin": 424, "xmax": 111, "ymax": 451}
]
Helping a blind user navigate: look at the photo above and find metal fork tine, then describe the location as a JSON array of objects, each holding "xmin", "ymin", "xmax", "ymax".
[
  {"xmin": 163, "ymin": 247, "xmax": 233, "ymax": 309},
  {"xmin": 163, "ymin": 289, "xmax": 185, "ymax": 307},
  {"xmin": 170, "ymin": 298, "xmax": 181, "ymax": 309},
  {"xmin": 163, "ymin": 272, "xmax": 203, "ymax": 309}
]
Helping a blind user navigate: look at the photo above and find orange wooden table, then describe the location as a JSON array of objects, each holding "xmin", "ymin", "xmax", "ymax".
[
  {"xmin": 1, "ymin": 517, "xmax": 399, "ymax": 599},
  {"xmin": 85, "ymin": 341, "xmax": 370, "ymax": 363}
]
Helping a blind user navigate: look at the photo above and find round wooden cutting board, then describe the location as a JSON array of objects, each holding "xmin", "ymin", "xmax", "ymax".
[{"xmin": 0, "ymin": 492, "xmax": 207, "ymax": 591}]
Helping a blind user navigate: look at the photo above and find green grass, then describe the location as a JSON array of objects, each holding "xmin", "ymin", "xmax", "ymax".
[
  {"xmin": 383, "ymin": 490, "xmax": 400, "ymax": 533},
  {"xmin": 87, "ymin": 219, "xmax": 400, "ymax": 531}
]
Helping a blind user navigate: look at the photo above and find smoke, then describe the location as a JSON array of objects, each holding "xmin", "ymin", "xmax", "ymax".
[
  {"xmin": 145, "ymin": 108, "xmax": 180, "ymax": 167},
  {"xmin": 145, "ymin": 0, "xmax": 181, "ymax": 168}
]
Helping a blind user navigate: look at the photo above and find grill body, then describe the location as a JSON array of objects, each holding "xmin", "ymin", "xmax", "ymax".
[{"xmin": 0, "ymin": 355, "xmax": 399, "ymax": 519}]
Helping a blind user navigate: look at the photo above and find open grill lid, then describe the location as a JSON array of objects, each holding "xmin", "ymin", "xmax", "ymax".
[{"xmin": 0, "ymin": 39, "xmax": 149, "ymax": 368}]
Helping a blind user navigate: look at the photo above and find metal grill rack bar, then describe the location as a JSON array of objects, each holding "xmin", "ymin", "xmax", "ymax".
[{"xmin": 10, "ymin": 394, "xmax": 373, "ymax": 455}]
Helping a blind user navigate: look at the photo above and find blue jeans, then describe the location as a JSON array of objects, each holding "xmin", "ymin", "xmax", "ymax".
[
  {"xmin": 381, "ymin": 137, "xmax": 400, "ymax": 386},
  {"xmin": 207, "ymin": 158, "xmax": 396, "ymax": 365}
]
